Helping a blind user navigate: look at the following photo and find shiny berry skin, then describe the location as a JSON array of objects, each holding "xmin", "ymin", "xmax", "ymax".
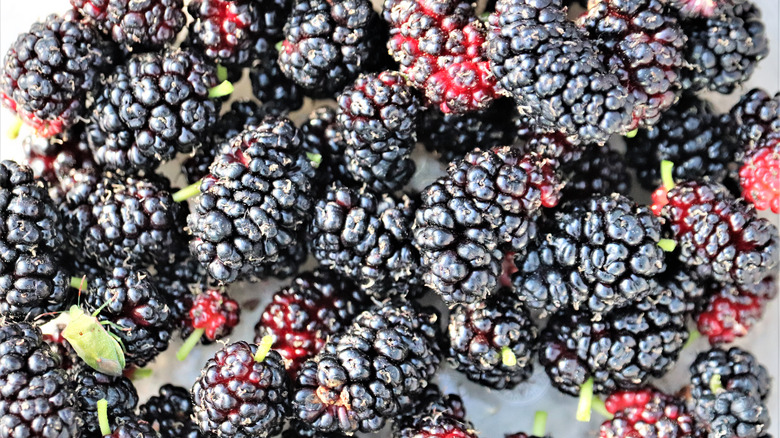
[
  {"xmin": 140, "ymin": 384, "xmax": 201, "ymax": 438},
  {"xmin": 696, "ymin": 276, "xmax": 776, "ymax": 345},
  {"xmin": 739, "ymin": 140, "xmax": 780, "ymax": 213},
  {"xmin": 182, "ymin": 289, "xmax": 240, "ymax": 343},
  {"xmin": 600, "ymin": 388, "xmax": 697, "ymax": 438}
]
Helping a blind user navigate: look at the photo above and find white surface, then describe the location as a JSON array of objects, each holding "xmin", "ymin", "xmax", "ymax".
[{"xmin": 0, "ymin": 1, "xmax": 779, "ymax": 437}]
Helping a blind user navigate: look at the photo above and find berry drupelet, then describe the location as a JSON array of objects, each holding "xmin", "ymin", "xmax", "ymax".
[
  {"xmin": 539, "ymin": 282, "xmax": 690, "ymax": 396},
  {"xmin": 139, "ymin": 384, "xmax": 201, "ymax": 438},
  {"xmin": 486, "ymin": 0, "xmax": 634, "ymax": 146},
  {"xmin": 182, "ymin": 100, "xmax": 266, "ymax": 184},
  {"xmin": 250, "ymin": 53, "xmax": 305, "ymax": 116},
  {"xmin": 730, "ymin": 88, "xmax": 780, "ymax": 152},
  {"xmin": 1, "ymin": 13, "xmax": 112, "ymax": 137},
  {"xmin": 22, "ymin": 125, "xmax": 97, "ymax": 185},
  {"xmin": 86, "ymin": 267, "xmax": 173, "ymax": 367},
  {"xmin": 90, "ymin": 47, "xmax": 221, "ymax": 172},
  {"xmin": 188, "ymin": 116, "xmax": 314, "ymax": 283},
  {"xmin": 293, "ymin": 301, "xmax": 442, "ymax": 434},
  {"xmin": 394, "ymin": 410, "xmax": 478, "ymax": 438},
  {"xmin": 337, "ymin": 71, "xmax": 420, "ymax": 192},
  {"xmin": 90, "ymin": 0, "xmax": 186, "ymax": 50},
  {"xmin": 659, "ymin": 180, "xmax": 779, "ymax": 286},
  {"xmin": 308, "ymin": 184, "xmax": 420, "ymax": 298},
  {"xmin": 600, "ymin": 388, "xmax": 698, "ymax": 438},
  {"xmin": 384, "ymin": 0, "xmax": 498, "ymax": 113},
  {"xmin": 0, "ymin": 322, "xmax": 82, "ymax": 437},
  {"xmin": 61, "ymin": 170, "xmax": 186, "ymax": 270},
  {"xmin": 696, "ymin": 276, "xmax": 777, "ymax": 345},
  {"xmin": 626, "ymin": 94, "xmax": 738, "ymax": 191},
  {"xmin": 70, "ymin": 363, "xmax": 139, "ymax": 436},
  {"xmin": 1, "ymin": 160, "xmax": 72, "ymax": 321},
  {"xmin": 106, "ymin": 417, "xmax": 161, "ymax": 438},
  {"xmin": 680, "ymin": 1, "xmax": 769, "ymax": 94},
  {"xmin": 418, "ymin": 98, "xmax": 518, "ymax": 164},
  {"xmin": 578, "ymin": 0, "xmax": 686, "ymax": 129},
  {"xmin": 191, "ymin": 340, "xmax": 291, "ymax": 438},
  {"xmin": 413, "ymin": 177, "xmax": 503, "ymax": 305},
  {"xmin": 254, "ymin": 269, "xmax": 368, "ymax": 376},
  {"xmin": 447, "ymin": 289, "xmax": 537, "ymax": 390},
  {"xmin": 513, "ymin": 193, "xmax": 666, "ymax": 316},
  {"xmin": 279, "ymin": 0, "xmax": 383, "ymax": 97},
  {"xmin": 560, "ymin": 146, "xmax": 631, "ymax": 200},
  {"xmin": 187, "ymin": 0, "xmax": 263, "ymax": 67},
  {"xmin": 688, "ymin": 347, "xmax": 771, "ymax": 438}
]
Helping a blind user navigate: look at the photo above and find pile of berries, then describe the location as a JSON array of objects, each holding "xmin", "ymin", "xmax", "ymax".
[{"xmin": 0, "ymin": 0, "xmax": 777, "ymax": 436}]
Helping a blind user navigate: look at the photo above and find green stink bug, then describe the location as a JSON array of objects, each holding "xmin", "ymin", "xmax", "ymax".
[{"xmin": 61, "ymin": 304, "xmax": 126, "ymax": 377}]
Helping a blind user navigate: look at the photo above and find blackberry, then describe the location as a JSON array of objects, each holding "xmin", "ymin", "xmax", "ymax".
[
  {"xmin": 447, "ymin": 289, "xmax": 537, "ymax": 389},
  {"xmin": 600, "ymin": 388, "xmax": 698, "ymax": 438},
  {"xmin": 300, "ymin": 106, "xmax": 352, "ymax": 190},
  {"xmin": 242, "ymin": 231, "xmax": 309, "ymax": 282},
  {"xmin": 86, "ymin": 267, "xmax": 173, "ymax": 367},
  {"xmin": 578, "ymin": 0, "xmax": 687, "ymax": 129},
  {"xmin": 154, "ymin": 254, "xmax": 207, "ymax": 329},
  {"xmin": 337, "ymin": 71, "xmax": 420, "ymax": 192},
  {"xmin": 293, "ymin": 301, "xmax": 441, "ymax": 434},
  {"xmin": 187, "ymin": 0, "xmax": 263, "ymax": 67},
  {"xmin": 418, "ymin": 98, "xmax": 518, "ymax": 164},
  {"xmin": 192, "ymin": 341, "xmax": 291, "ymax": 437},
  {"xmin": 400, "ymin": 384, "xmax": 467, "ymax": 421},
  {"xmin": 43, "ymin": 326, "xmax": 80, "ymax": 371},
  {"xmin": 61, "ymin": 170, "xmax": 186, "ymax": 270},
  {"xmin": 394, "ymin": 412, "xmax": 478, "ymax": 438},
  {"xmin": 689, "ymin": 347, "xmax": 770, "ymax": 438},
  {"xmin": 384, "ymin": 0, "xmax": 499, "ymax": 113},
  {"xmin": 70, "ymin": 363, "xmax": 138, "ymax": 436},
  {"xmin": 90, "ymin": 47, "xmax": 220, "ymax": 171},
  {"xmin": 696, "ymin": 276, "xmax": 776, "ymax": 345},
  {"xmin": 625, "ymin": 94, "xmax": 738, "ymax": 191},
  {"xmin": 23, "ymin": 125, "xmax": 97, "ymax": 185},
  {"xmin": 560, "ymin": 146, "xmax": 631, "ymax": 199},
  {"xmin": 254, "ymin": 269, "xmax": 368, "ymax": 376},
  {"xmin": 660, "ymin": 181, "xmax": 779, "ymax": 286},
  {"xmin": 279, "ymin": 0, "xmax": 383, "ymax": 97},
  {"xmin": 486, "ymin": 0, "xmax": 634, "ymax": 146},
  {"xmin": 308, "ymin": 184, "xmax": 420, "ymax": 298},
  {"xmin": 250, "ymin": 53, "xmax": 305, "ymax": 116},
  {"xmin": 187, "ymin": 117, "xmax": 314, "ymax": 283},
  {"xmin": 539, "ymin": 283, "xmax": 690, "ymax": 396},
  {"xmin": 729, "ymin": 88, "xmax": 780, "ymax": 153},
  {"xmin": 512, "ymin": 194, "xmax": 666, "ymax": 316},
  {"xmin": 740, "ymin": 140, "xmax": 780, "ymax": 213},
  {"xmin": 139, "ymin": 384, "xmax": 201, "ymax": 438},
  {"xmin": 102, "ymin": 0, "xmax": 186, "ymax": 50},
  {"xmin": 0, "ymin": 322, "xmax": 82, "ymax": 437},
  {"xmin": 283, "ymin": 421, "xmax": 349, "ymax": 438},
  {"xmin": 413, "ymin": 177, "xmax": 502, "ymax": 305},
  {"xmin": 180, "ymin": 289, "xmax": 240, "ymax": 347},
  {"xmin": 107, "ymin": 418, "xmax": 161, "ymax": 438},
  {"xmin": 0, "ymin": 160, "xmax": 71, "ymax": 321},
  {"xmin": 515, "ymin": 131, "xmax": 585, "ymax": 166},
  {"xmin": 182, "ymin": 100, "xmax": 267, "ymax": 184},
  {"xmin": 680, "ymin": 1, "xmax": 769, "ymax": 94},
  {"xmin": 1, "ymin": 13, "xmax": 112, "ymax": 137}
]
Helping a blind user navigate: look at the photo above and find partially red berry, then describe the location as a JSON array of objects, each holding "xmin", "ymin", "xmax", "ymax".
[
  {"xmin": 384, "ymin": 0, "xmax": 498, "ymax": 113},
  {"xmin": 183, "ymin": 289, "xmax": 240, "ymax": 343},
  {"xmin": 651, "ymin": 186, "xmax": 669, "ymax": 215},
  {"xmin": 601, "ymin": 388, "xmax": 698, "ymax": 438},
  {"xmin": 739, "ymin": 140, "xmax": 780, "ymax": 213},
  {"xmin": 696, "ymin": 276, "xmax": 777, "ymax": 345}
]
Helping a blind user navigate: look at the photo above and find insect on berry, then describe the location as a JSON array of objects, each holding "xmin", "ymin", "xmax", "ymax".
[{"xmin": 61, "ymin": 302, "xmax": 127, "ymax": 377}]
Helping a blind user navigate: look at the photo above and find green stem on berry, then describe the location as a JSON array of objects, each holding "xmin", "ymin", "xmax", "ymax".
[
  {"xmin": 576, "ymin": 377, "xmax": 595, "ymax": 422},
  {"xmin": 208, "ymin": 80, "xmax": 234, "ymax": 99},
  {"xmin": 710, "ymin": 374, "xmax": 723, "ymax": 394},
  {"xmin": 130, "ymin": 367, "xmax": 153, "ymax": 380},
  {"xmin": 70, "ymin": 276, "xmax": 87, "ymax": 291},
  {"xmin": 625, "ymin": 128, "xmax": 639, "ymax": 138},
  {"xmin": 172, "ymin": 181, "xmax": 202, "ymax": 203},
  {"xmin": 176, "ymin": 328, "xmax": 205, "ymax": 361},
  {"xmin": 684, "ymin": 329, "xmax": 702, "ymax": 349},
  {"xmin": 254, "ymin": 335, "xmax": 274, "ymax": 362},
  {"xmin": 275, "ymin": 41, "xmax": 283, "ymax": 52},
  {"xmin": 217, "ymin": 64, "xmax": 228, "ymax": 82},
  {"xmin": 501, "ymin": 346, "xmax": 517, "ymax": 367},
  {"xmin": 7, "ymin": 117, "xmax": 22, "ymax": 140},
  {"xmin": 658, "ymin": 239, "xmax": 677, "ymax": 252},
  {"xmin": 306, "ymin": 152, "xmax": 323, "ymax": 168},
  {"xmin": 533, "ymin": 411, "xmax": 548, "ymax": 436},
  {"xmin": 97, "ymin": 398, "xmax": 111, "ymax": 436},
  {"xmin": 592, "ymin": 396, "xmax": 613, "ymax": 420},
  {"xmin": 660, "ymin": 160, "xmax": 675, "ymax": 191}
]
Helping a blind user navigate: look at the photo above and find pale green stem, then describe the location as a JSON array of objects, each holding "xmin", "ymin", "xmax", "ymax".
[
  {"xmin": 533, "ymin": 411, "xmax": 548, "ymax": 436},
  {"xmin": 172, "ymin": 181, "xmax": 202, "ymax": 203},
  {"xmin": 176, "ymin": 328, "xmax": 205, "ymax": 361},
  {"xmin": 97, "ymin": 399, "xmax": 111, "ymax": 436},
  {"xmin": 576, "ymin": 377, "xmax": 595, "ymax": 422},
  {"xmin": 661, "ymin": 160, "xmax": 675, "ymax": 191},
  {"xmin": 254, "ymin": 335, "xmax": 274, "ymax": 362},
  {"xmin": 208, "ymin": 80, "xmax": 234, "ymax": 99}
]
